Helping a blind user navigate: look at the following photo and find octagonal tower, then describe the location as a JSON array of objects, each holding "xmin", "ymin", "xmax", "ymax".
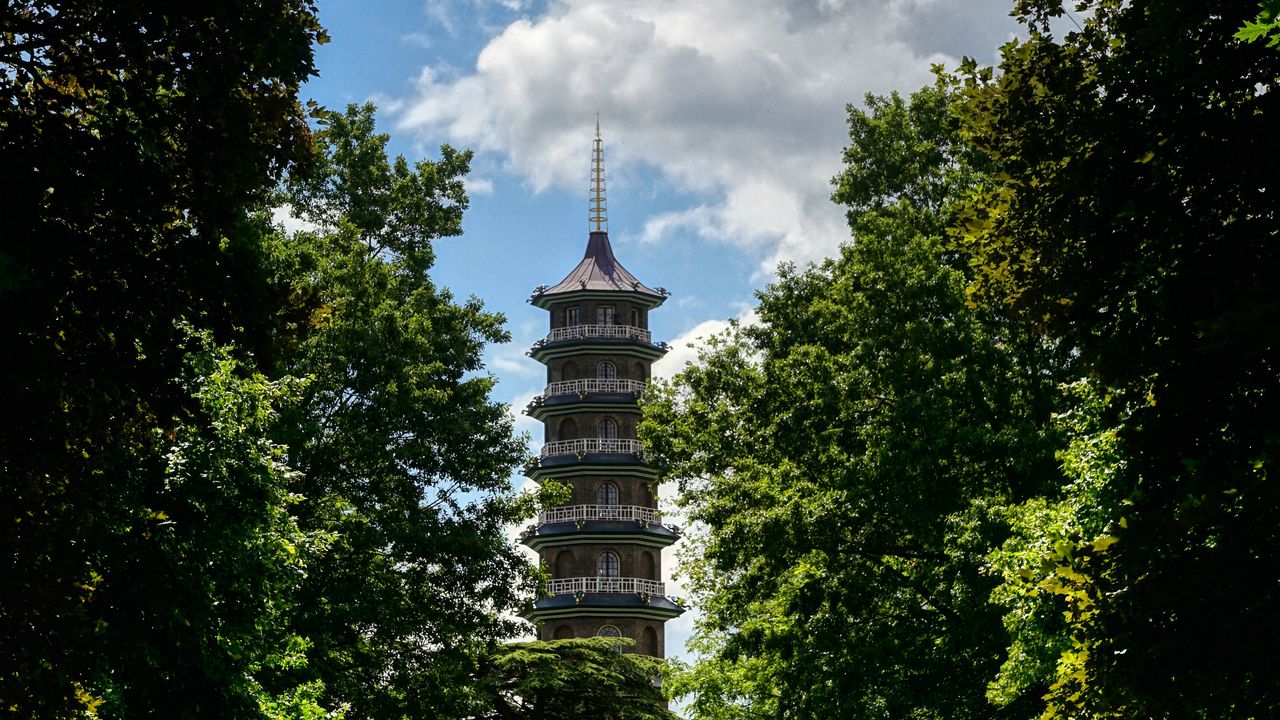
[{"xmin": 521, "ymin": 122, "xmax": 684, "ymax": 655}]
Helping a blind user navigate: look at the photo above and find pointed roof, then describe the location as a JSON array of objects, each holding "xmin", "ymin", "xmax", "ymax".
[
  {"xmin": 529, "ymin": 121, "xmax": 668, "ymax": 309},
  {"xmin": 530, "ymin": 231, "xmax": 667, "ymax": 309}
]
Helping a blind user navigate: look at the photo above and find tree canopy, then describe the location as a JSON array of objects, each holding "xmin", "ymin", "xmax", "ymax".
[
  {"xmin": 2, "ymin": 2, "xmax": 330, "ymax": 715},
  {"xmin": 954, "ymin": 0, "xmax": 1280, "ymax": 716},
  {"xmin": 261, "ymin": 103, "xmax": 538, "ymax": 718},
  {"xmin": 1, "ymin": 7, "xmax": 548, "ymax": 717},
  {"xmin": 643, "ymin": 81, "xmax": 1065, "ymax": 719},
  {"xmin": 468, "ymin": 638, "xmax": 677, "ymax": 720},
  {"xmin": 647, "ymin": 3, "xmax": 1280, "ymax": 718}
]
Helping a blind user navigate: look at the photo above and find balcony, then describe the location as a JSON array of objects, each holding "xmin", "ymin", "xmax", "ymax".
[
  {"xmin": 539, "ymin": 437, "xmax": 643, "ymax": 459},
  {"xmin": 538, "ymin": 324, "xmax": 652, "ymax": 345},
  {"xmin": 543, "ymin": 378, "xmax": 647, "ymax": 398},
  {"xmin": 538, "ymin": 504, "xmax": 662, "ymax": 525},
  {"xmin": 546, "ymin": 576, "xmax": 667, "ymax": 598},
  {"xmin": 522, "ymin": 504, "xmax": 681, "ymax": 551}
]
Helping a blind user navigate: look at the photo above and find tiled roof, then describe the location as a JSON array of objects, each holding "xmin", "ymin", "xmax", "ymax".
[{"xmin": 539, "ymin": 231, "xmax": 664, "ymax": 299}]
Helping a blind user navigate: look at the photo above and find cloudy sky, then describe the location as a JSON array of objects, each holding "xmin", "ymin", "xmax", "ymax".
[{"xmin": 303, "ymin": 0, "xmax": 1025, "ymax": 662}]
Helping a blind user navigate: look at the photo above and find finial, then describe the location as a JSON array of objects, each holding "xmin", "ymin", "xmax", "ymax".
[{"xmin": 589, "ymin": 116, "xmax": 607, "ymax": 233}]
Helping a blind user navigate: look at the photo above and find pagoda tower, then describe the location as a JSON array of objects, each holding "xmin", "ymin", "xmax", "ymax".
[{"xmin": 521, "ymin": 122, "xmax": 684, "ymax": 655}]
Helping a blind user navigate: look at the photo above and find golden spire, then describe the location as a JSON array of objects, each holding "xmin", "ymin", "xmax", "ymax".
[{"xmin": 589, "ymin": 115, "xmax": 607, "ymax": 232}]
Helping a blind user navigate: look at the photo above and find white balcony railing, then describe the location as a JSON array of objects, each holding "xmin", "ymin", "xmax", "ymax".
[
  {"xmin": 538, "ymin": 504, "xmax": 662, "ymax": 525},
  {"xmin": 542, "ymin": 324, "xmax": 652, "ymax": 344},
  {"xmin": 543, "ymin": 378, "xmax": 647, "ymax": 398},
  {"xmin": 546, "ymin": 576, "xmax": 667, "ymax": 597},
  {"xmin": 539, "ymin": 438, "xmax": 643, "ymax": 459}
]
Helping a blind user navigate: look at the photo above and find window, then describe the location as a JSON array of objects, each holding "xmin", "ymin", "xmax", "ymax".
[
  {"xmin": 596, "ymin": 482, "xmax": 619, "ymax": 506},
  {"xmin": 596, "ymin": 305, "xmax": 615, "ymax": 325},
  {"xmin": 597, "ymin": 418, "xmax": 617, "ymax": 439},
  {"xmin": 598, "ymin": 625, "xmax": 624, "ymax": 653},
  {"xmin": 597, "ymin": 551, "xmax": 620, "ymax": 577},
  {"xmin": 566, "ymin": 306, "xmax": 580, "ymax": 326},
  {"xmin": 629, "ymin": 308, "xmax": 640, "ymax": 327},
  {"xmin": 597, "ymin": 361, "xmax": 616, "ymax": 380}
]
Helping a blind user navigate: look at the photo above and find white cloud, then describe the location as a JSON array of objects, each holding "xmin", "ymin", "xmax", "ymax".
[
  {"xmin": 396, "ymin": 0, "xmax": 1016, "ymax": 272},
  {"xmin": 270, "ymin": 205, "xmax": 320, "ymax": 234},
  {"xmin": 652, "ymin": 307, "xmax": 758, "ymax": 380},
  {"xmin": 488, "ymin": 343, "xmax": 540, "ymax": 377},
  {"xmin": 652, "ymin": 319, "xmax": 732, "ymax": 380},
  {"xmin": 401, "ymin": 31, "xmax": 433, "ymax": 48},
  {"xmin": 464, "ymin": 176, "xmax": 496, "ymax": 195}
]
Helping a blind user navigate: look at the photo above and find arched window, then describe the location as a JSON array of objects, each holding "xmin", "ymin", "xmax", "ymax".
[
  {"xmin": 596, "ymin": 482, "xmax": 619, "ymax": 506},
  {"xmin": 597, "ymin": 551, "xmax": 620, "ymax": 577},
  {"xmin": 598, "ymin": 625, "xmax": 624, "ymax": 653},
  {"xmin": 597, "ymin": 418, "xmax": 617, "ymax": 439},
  {"xmin": 554, "ymin": 625, "xmax": 574, "ymax": 640},
  {"xmin": 597, "ymin": 361, "xmax": 616, "ymax": 380}
]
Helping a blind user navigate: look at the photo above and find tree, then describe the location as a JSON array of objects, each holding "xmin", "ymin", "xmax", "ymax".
[
  {"xmin": 260, "ymin": 104, "xmax": 538, "ymax": 718},
  {"xmin": 467, "ymin": 638, "xmax": 676, "ymax": 720},
  {"xmin": 640, "ymin": 82, "xmax": 1064, "ymax": 719},
  {"xmin": 955, "ymin": 1, "xmax": 1280, "ymax": 716},
  {"xmin": 1, "ymin": 3, "xmax": 330, "ymax": 716}
]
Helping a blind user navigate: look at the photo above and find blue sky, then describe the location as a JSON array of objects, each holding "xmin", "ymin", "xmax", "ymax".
[{"xmin": 298, "ymin": 0, "xmax": 1026, "ymax": 665}]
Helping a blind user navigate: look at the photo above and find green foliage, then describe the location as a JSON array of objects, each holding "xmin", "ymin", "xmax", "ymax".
[
  {"xmin": 643, "ymin": 81, "xmax": 1064, "ymax": 719},
  {"xmin": 165, "ymin": 333, "xmax": 328, "ymax": 717},
  {"xmin": 4, "ymin": 326, "xmax": 339, "ymax": 716},
  {"xmin": 1237, "ymin": 1, "xmax": 1280, "ymax": 47},
  {"xmin": 263, "ymin": 104, "xmax": 537, "ymax": 717},
  {"xmin": 467, "ymin": 638, "xmax": 676, "ymax": 719},
  {"xmin": 1, "ymin": 2, "xmax": 328, "ymax": 716},
  {"xmin": 955, "ymin": 1, "xmax": 1280, "ymax": 716},
  {"xmin": 2, "ymin": 6, "xmax": 542, "ymax": 716},
  {"xmin": 985, "ymin": 380, "xmax": 1131, "ymax": 713},
  {"xmin": 661, "ymin": 623, "xmax": 781, "ymax": 720}
]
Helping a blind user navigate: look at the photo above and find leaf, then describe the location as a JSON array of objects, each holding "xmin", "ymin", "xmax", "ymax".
[
  {"xmin": 1090, "ymin": 535, "xmax": 1119, "ymax": 552},
  {"xmin": 1235, "ymin": 20, "xmax": 1273, "ymax": 43}
]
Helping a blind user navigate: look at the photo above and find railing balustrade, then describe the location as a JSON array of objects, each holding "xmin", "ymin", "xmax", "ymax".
[
  {"xmin": 538, "ymin": 504, "xmax": 662, "ymax": 525},
  {"xmin": 543, "ymin": 378, "xmax": 647, "ymax": 397},
  {"xmin": 541, "ymin": 324, "xmax": 652, "ymax": 344},
  {"xmin": 546, "ymin": 576, "xmax": 667, "ymax": 597},
  {"xmin": 539, "ymin": 438, "xmax": 643, "ymax": 458}
]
